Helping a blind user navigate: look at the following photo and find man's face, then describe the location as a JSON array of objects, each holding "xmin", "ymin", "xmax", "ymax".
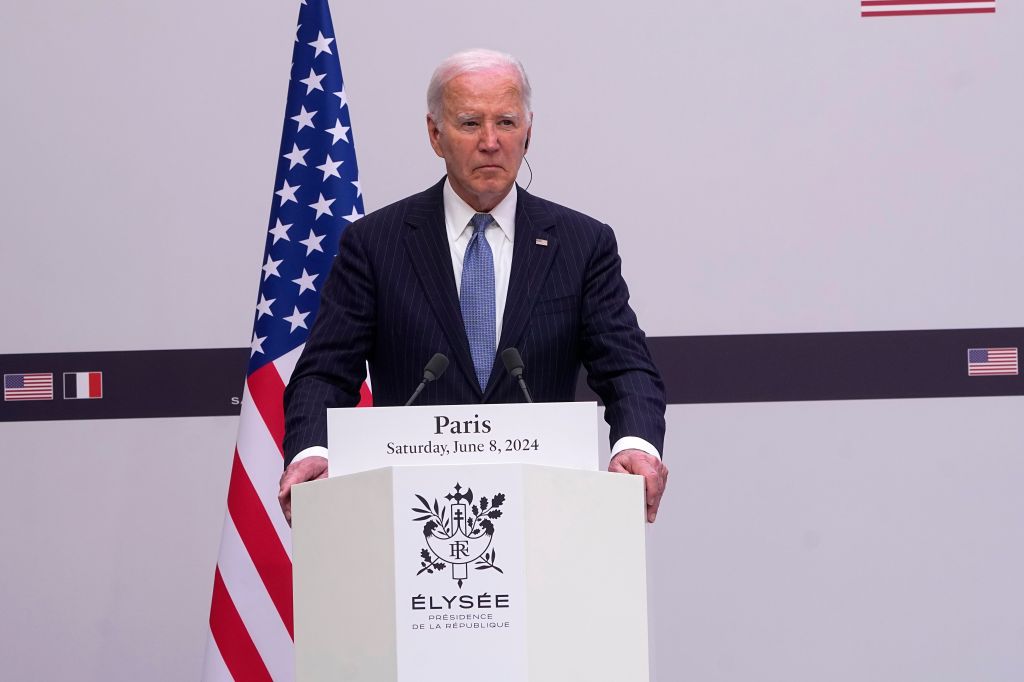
[{"xmin": 427, "ymin": 68, "xmax": 532, "ymax": 212}]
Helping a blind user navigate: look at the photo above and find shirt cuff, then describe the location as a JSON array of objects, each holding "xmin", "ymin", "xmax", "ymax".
[
  {"xmin": 610, "ymin": 436, "xmax": 661, "ymax": 460},
  {"xmin": 291, "ymin": 445, "xmax": 329, "ymax": 465}
]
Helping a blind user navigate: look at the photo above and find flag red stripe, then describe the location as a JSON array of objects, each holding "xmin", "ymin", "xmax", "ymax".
[
  {"xmin": 209, "ymin": 568, "xmax": 274, "ymax": 682},
  {"xmin": 358, "ymin": 380, "xmax": 374, "ymax": 407},
  {"xmin": 863, "ymin": 8, "xmax": 994, "ymax": 15},
  {"xmin": 89, "ymin": 372, "xmax": 102, "ymax": 397},
  {"xmin": 226, "ymin": 450, "xmax": 295, "ymax": 638},
  {"xmin": 247, "ymin": 363, "xmax": 288, "ymax": 454}
]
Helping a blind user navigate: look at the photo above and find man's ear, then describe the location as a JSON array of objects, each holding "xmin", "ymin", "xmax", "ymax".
[{"xmin": 426, "ymin": 114, "xmax": 445, "ymax": 158}]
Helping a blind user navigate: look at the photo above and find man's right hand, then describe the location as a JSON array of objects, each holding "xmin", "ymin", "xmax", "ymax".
[{"xmin": 278, "ymin": 455, "xmax": 328, "ymax": 525}]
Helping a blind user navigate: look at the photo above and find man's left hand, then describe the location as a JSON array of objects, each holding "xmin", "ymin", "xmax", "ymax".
[{"xmin": 608, "ymin": 449, "xmax": 669, "ymax": 523}]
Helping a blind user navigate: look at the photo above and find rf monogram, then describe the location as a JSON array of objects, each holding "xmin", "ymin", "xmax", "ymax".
[{"xmin": 449, "ymin": 540, "xmax": 470, "ymax": 559}]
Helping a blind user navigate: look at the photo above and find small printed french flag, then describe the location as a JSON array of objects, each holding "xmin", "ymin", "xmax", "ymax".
[{"xmin": 63, "ymin": 371, "xmax": 103, "ymax": 399}]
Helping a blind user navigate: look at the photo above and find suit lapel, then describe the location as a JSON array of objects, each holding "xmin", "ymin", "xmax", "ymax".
[
  {"xmin": 403, "ymin": 180, "xmax": 481, "ymax": 395},
  {"xmin": 483, "ymin": 187, "xmax": 558, "ymax": 401}
]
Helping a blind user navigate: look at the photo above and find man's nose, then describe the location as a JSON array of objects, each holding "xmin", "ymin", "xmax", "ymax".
[{"xmin": 478, "ymin": 124, "xmax": 499, "ymax": 151}]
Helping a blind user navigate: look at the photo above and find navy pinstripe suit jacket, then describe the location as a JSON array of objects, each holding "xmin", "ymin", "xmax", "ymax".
[{"xmin": 282, "ymin": 178, "xmax": 666, "ymax": 465}]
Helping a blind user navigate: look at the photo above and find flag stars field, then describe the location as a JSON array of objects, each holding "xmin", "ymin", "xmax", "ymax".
[
  {"xmin": 308, "ymin": 31, "xmax": 334, "ymax": 57},
  {"xmin": 317, "ymin": 154, "xmax": 343, "ymax": 180},
  {"xmin": 326, "ymin": 119, "xmax": 350, "ymax": 144},
  {"xmin": 261, "ymin": 254, "xmax": 282, "ymax": 280},
  {"xmin": 308, "ymin": 192, "xmax": 335, "ymax": 219},
  {"xmin": 292, "ymin": 269, "xmax": 318, "ymax": 295},
  {"xmin": 300, "ymin": 68, "xmax": 326, "ymax": 94},
  {"xmin": 250, "ymin": 332, "xmax": 267, "ymax": 356},
  {"xmin": 299, "ymin": 229, "xmax": 326, "ymax": 255},
  {"xmin": 291, "ymin": 105, "xmax": 317, "ymax": 130},
  {"xmin": 268, "ymin": 219, "xmax": 292, "ymax": 243},
  {"xmin": 283, "ymin": 306, "xmax": 310, "ymax": 332},
  {"xmin": 283, "ymin": 143, "xmax": 309, "ymax": 168},
  {"xmin": 276, "ymin": 179, "xmax": 300, "ymax": 205},
  {"xmin": 255, "ymin": 294, "xmax": 275, "ymax": 319}
]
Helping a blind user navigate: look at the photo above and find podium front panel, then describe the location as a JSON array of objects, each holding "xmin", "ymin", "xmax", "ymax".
[{"xmin": 293, "ymin": 464, "xmax": 650, "ymax": 681}]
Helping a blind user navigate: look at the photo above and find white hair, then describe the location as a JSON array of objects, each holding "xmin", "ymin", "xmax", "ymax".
[{"xmin": 427, "ymin": 48, "xmax": 532, "ymax": 125}]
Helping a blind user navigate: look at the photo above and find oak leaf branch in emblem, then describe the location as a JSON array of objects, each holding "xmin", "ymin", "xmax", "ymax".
[{"xmin": 412, "ymin": 483, "xmax": 505, "ymax": 587}]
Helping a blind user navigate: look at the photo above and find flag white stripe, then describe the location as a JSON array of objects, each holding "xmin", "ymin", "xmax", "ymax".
[
  {"xmin": 274, "ymin": 344, "xmax": 305, "ymax": 385},
  {"xmin": 236, "ymin": 386, "xmax": 293, "ymax": 557},
  {"xmin": 200, "ymin": 635, "xmax": 233, "ymax": 682},
  {"xmin": 217, "ymin": 514, "xmax": 295, "ymax": 681}
]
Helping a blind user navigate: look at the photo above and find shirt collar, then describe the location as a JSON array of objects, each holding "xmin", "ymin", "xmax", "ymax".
[{"xmin": 443, "ymin": 178, "xmax": 517, "ymax": 243}]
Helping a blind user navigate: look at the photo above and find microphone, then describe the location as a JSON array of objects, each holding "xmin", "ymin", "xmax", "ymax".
[
  {"xmin": 404, "ymin": 353, "xmax": 449, "ymax": 406},
  {"xmin": 501, "ymin": 347, "xmax": 533, "ymax": 403}
]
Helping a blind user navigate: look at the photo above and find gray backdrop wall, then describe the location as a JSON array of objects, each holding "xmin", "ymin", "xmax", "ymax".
[{"xmin": 1, "ymin": 1, "xmax": 1021, "ymax": 680}]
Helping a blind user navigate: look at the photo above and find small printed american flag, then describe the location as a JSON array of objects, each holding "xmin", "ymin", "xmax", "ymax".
[
  {"xmin": 4, "ymin": 373, "xmax": 54, "ymax": 401},
  {"xmin": 967, "ymin": 347, "xmax": 1018, "ymax": 376},
  {"xmin": 861, "ymin": 0, "xmax": 995, "ymax": 17}
]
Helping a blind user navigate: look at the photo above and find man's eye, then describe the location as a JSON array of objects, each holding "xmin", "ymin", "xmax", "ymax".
[{"xmin": 462, "ymin": 121, "xmax": 479, "ymax": 128}]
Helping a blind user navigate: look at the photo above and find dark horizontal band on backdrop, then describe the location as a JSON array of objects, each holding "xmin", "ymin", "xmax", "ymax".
[
  {"xmin": 1, "ymin": 327, "xmax": 1021, "ymax": 422},
  {"xmin": 0, "ymin": 348, "xmax": 249, "ymax": 423},
  {"xmin": 579, "ymin": 326, "xmax": 1023, "ymax": 405}
]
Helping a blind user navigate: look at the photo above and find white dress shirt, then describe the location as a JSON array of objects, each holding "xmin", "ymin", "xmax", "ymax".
[
  {"xmin": 443, "ymin": 179, "xmax": 515, "ymax": 344},
  {"xmin": 291, "ymin": 180, "xmax": 660, "ymax": 464}
]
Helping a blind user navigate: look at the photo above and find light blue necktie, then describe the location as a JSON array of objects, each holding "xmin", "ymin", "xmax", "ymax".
[{"xmin": 461, "ymin": 213, "xmax": 496, "ymax": 390}]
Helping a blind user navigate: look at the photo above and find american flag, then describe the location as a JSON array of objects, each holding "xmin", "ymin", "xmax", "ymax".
[
  {"xmin": 967, "ymin": 347, "xmax": 1018, "ymax": 376},
  {"xmin": 861, "ymin": 0, "xmax": 995, "ymax": 18},
  {"xmin": 203, "ymin": 1, "xmax": 368, "ymax": 679},
  {"xmin": 3, "ymin": 373, "xmax": 54, "ymax": 401}
]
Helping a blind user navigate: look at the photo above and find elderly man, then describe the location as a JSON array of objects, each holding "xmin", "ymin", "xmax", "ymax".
[{"xmin": 279, "ymin": 49, "xmax": 668, "ymax": 522}]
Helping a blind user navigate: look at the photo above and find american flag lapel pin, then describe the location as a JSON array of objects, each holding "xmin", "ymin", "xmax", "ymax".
[{"xmin": 535, "ymin": 238, "xmax": 548, "ymax": 246}]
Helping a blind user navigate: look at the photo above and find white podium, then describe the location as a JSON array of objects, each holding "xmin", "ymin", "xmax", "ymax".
[{"xmin": 291, "ymin": 403, "xmax": 651, "ymax": 681}]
